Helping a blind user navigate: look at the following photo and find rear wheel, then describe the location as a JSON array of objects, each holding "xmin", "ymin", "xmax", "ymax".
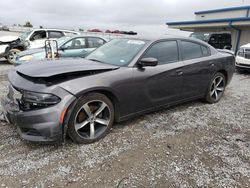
[
  {"xmin": 68, "ymin": 93, "xmax": 114, "ymax": 144},
  {"xmin": 205, "ymin": 72, "xmax": 226, "ymax": 103},
  {"xmin": 7, "ymin": 49, "xmax": 21, "ymax": 64}
]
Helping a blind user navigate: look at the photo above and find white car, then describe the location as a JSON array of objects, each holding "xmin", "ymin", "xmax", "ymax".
[
  {"xmin": 0, "ymin": 28, "xmax": 79, "ymax": 64},
  {"xmin": 235, "ymin": 43, "xmax": 250, "ymax": 72}
]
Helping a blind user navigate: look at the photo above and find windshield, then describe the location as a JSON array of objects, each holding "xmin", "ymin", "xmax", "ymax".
[
  {"xmin": 190, "ymin": 32, "xmax": 210, "ymax": 42},
  {"xmin": 19, "ymin": 31, "xmax": 32, "ymax": 40},
  {"xmin": 57, "ymin": 36, "xmax": 71, "ymax": 46},
  {"xmin": 86, "ymin": 38, "xmax": 147, "ymax": 66}
]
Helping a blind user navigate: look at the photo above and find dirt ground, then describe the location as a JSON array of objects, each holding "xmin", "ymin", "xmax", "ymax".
[{"xmin": 0, "ymin": 61, "xmax": 249, "ymax": 188}]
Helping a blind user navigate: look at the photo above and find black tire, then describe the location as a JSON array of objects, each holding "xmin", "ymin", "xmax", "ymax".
[
  {"xmin": 205, "ymin": 72, "xmax": 226, "ymax": 104},
  {"xmin": 68, "ymin": 93, "xmax": 114, "ymax": 144},
  {"xmin": 7, "ymin": 49, "xmax": 21, "ymax": 64}
]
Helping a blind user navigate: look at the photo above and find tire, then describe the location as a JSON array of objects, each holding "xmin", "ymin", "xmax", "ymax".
[
  {"xmin": 68, "ymin": 93, "xmax": 114, "ymax": 144},
  {"xmin": 205, "ymin": 72, "xmax": 226, "ymax": 104},
  {"xmin": 7, "ymin": 49, "xmax": 21, "ymax": 64}
]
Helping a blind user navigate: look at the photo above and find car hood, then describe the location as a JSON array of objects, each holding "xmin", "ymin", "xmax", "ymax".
[
  {"xmin": 16, "ymin": 58, "xmax": 119, "ymax": 78},
  {"xmin": 17, "ymin": 48, "xmax": 44, "ymax": 57},
  {"xmin": 241, "ymin": 43, "xmax": 250, "ymax": 48},
  {"xmin": 0, "ymin": 35, "xmax": 19, "ymax": 43}
]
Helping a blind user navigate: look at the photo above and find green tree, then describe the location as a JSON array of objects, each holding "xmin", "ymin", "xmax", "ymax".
[{"xmin": 24, "ymin": 21, "xmax": 33, "ymax": 28}]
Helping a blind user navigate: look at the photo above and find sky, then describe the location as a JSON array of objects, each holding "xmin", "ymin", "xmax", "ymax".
[{"xmin": 1, "ymin": 0, "xmax": 250, "ymax": 37}]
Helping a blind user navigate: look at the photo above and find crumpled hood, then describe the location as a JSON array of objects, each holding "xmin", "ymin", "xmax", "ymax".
[
  {"xmin": 0, "ymin": 35, "xmax": 19, "ymax": 43},
  {"xmin": 16, "ymin": 58, "xmax": 119, "ymax": 78}
]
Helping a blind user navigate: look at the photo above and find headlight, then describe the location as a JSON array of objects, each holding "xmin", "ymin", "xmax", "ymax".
[
  {"xmin": 19, "ymin": 55, "xmax": 34, "ymax": 61},
  {"xmin": 21, "ymin": 91, "xmax": 61, "ymax": 111},
  {"xmin": 237, "ymin": 48, "xmax": 244, "ymax": 57},
  {"xmin": 23, "ymin": 40, "xmax": 30, "ymax": 48}
]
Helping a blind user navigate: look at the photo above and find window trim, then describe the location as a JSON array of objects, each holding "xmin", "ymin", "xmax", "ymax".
[
  {"xmin": 136, "ymin": 39, "xmax": 180, "ymax": 66},
  {"xmin": 178, "ymin": 39, "xmax": 211, "ymax": 61}
]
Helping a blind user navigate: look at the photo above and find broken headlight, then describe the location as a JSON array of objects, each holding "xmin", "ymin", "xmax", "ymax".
[{"xmin": 21, "ymin": 91, "xmax": 61, "ymax": 111}]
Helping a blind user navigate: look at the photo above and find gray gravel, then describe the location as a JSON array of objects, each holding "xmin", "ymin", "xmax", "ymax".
[{"xmin": 0, "ymin": 63, "xmax": 249, "ymax": 187}]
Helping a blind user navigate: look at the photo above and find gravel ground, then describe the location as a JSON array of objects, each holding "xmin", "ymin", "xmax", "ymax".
[{"xmin": 0, "ymin": 62, "xmax": 249, "ymax": 188}]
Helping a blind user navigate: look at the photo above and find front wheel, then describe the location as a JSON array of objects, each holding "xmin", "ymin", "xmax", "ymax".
[
  {"xmin": 7, "ymin": 49, "xmax": 21, "ymax": 64},
  {"xmin": 68, "ymin": 93, "xmax": 114, "ymax": 144},
  {"xmin": 205, "ymin": 72, "xmax": 226, "ymax": 104}
]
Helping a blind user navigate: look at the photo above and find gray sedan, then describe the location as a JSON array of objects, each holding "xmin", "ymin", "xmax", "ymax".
[{"xmin": 1, "ymin": 37, "xmax": 235, "ymax": 143}]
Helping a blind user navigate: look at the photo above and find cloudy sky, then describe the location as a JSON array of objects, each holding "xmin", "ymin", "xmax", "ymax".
[{"xmin": 1, "ymin": 0, "xmax": 250, "ymax": 36}]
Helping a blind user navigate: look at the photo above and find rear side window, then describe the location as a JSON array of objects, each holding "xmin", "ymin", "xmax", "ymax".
[
  {"xmin": 180, "ymin": 41, "xmax": 203, "ymax": 60},
  {"xmin": 48, "ymin": 31, "xmax": 64, "ymax": 38},
  {"xmin": 143, "ymin": 41, "xmax": 178, "ymax": 65}
]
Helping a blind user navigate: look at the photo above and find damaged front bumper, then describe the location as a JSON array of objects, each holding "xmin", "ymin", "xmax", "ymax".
[{"xmin": 0, "ymin": 84, "xmax": 76, "ymax": 142}]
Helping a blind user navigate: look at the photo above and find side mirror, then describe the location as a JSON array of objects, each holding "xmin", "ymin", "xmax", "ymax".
[
  {"xmin": 59, "ymin": 47, "xmax": 66, "ymax": 51},
  {"xmin": 139, "ymin": 57, "xmax": 158, "ymax": 67}
]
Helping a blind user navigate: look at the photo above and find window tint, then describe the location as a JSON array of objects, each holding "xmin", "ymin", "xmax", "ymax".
[
  {"xmin": 180, "ymin": 41, "xmax": 202, "ymax": 60},
  {"xmin": 201, "ymin": 45, "xmax": 210, "ymax": 56},
  {"xmin": 48, "ymin": 31, "xmax": 64, "ymax": 38},
  {"xmin": 88, "ymin": 38, "xmax": 105, "ymax": 48},
  {"xmin": 61, "ymin": 38, "xmax": 86, "ymax": 50},
  {"xmin": 30, "ymin": 30, "xmax": 46, "ymax": 40},
  {"xmin": 143, "ymin": 41, "xmax": 178, "ymax": 65}
]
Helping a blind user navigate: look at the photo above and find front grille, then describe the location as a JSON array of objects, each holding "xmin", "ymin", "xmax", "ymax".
[
  {"xmin": 237, "ymin": 63, "xmax": 250, "ymax": 67},
  {"xmin": 245, "ymin": 54, "xmax": 250, "ymax": 59}
]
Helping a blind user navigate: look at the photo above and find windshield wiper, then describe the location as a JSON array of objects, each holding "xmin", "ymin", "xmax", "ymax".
[{"xmin": 88, "ymin": 58, "xmax": 104, "ymax": 63}]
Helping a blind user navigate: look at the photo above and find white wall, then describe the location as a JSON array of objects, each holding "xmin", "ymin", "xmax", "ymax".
[{"xmin": 196, "ymin": 10, "xmax": 247, "ymax": 20}]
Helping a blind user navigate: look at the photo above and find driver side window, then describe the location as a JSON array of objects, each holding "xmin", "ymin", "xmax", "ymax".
[
  {"xmin": 143, "ymin": 41, "xmax": 179, "ymax": 65},
  {"xmin": 61, "ymin": 38, "xmax": 86, "ymax": 50},
  {"xmin": 30, "ymin": 31, "xmax": 46, "ymax": 41}
]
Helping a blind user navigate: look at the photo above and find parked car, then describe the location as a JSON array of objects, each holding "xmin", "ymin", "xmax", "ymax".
[
  {"xmin": 190, "ymin": 32, "xmax": 232, "ymax": 50},
  {"xmin": 235, "ymin": 43, "xmax": 250, "ymax": 72},
  {"xmin": 1, "ymin": 26, "xmax": 9, "ymax": 31},
  {"xmin": 1, "ymin": 37, "xmax": 235, "ymax": 143},
  {"xmin": 0, "ymin": 28, "xmax": 79, "ymax": 64},
  {"xmin": 14, "ymin": 36, "xmax": 108, "ymax": 66}
]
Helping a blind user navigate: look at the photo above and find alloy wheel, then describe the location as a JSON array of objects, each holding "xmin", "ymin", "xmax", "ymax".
[
  {"xmin": 210, "ymin": 75, "xmax": 225, "ymax": 101},
  {"xmin": 74, "ymin": 100, "xmax": 111, "ymax": 139}
]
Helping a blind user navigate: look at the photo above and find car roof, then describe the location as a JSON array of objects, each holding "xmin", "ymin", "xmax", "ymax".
[
  {"xmin": 31, "ymin": 28, "xmax": 79, "ymax": 34},
  {"xmin": 118, "ymin": 35, "xmax": 209, "ymax": 44},
  {"xmin": 67, "ymin": 35, "xmax": 109, "ymax": 41}
]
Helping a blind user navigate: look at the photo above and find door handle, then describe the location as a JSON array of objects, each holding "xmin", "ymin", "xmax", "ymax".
[{"xmin": 176, "ymin": 71, "xmax": 183, "ymax": 76}]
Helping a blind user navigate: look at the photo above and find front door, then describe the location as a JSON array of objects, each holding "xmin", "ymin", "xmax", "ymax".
[
  {"xmin": 132, "ymin": 40, "xmax": 184, "ymax": 112},
  {"xmin": 59, "ymin": 37, "xmax": 88, "ymax": 58}
]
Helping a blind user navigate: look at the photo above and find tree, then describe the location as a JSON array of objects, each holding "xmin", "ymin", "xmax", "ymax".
[
  {"xmin": 39, "ymin": 25, "xmax": 43, "ymax": 29},
  {"xmin": 24, "ymin": 21, "xmax": 33, "ymax": 28}
]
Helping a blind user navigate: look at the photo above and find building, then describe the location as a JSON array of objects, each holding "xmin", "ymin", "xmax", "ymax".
[{"xmin": 166, "ymin": 6, "xmax": 250, "ymax": 53}]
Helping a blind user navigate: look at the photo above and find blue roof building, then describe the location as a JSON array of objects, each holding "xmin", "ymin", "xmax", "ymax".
[{"xmin": 166, "ymin": 6, "xmax": 250, "ymax": 53}]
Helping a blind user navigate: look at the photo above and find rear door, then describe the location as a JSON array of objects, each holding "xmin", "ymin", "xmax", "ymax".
[
  {"xmin": 132, "ymin": 40, "xmax": 184, "ymax": 111},
  {"xmin": 179, "ymin": 40, "xmax": 214, "ymax": 99}
]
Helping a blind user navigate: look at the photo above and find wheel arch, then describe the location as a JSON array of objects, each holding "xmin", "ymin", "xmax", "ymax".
[
  {"xmin": 62, "ymin": 88, "xmax": 121, "ymax": 141},
  {"xmin": 217, "ymin": 69, "xmax": 228, "ymax": 85}
]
